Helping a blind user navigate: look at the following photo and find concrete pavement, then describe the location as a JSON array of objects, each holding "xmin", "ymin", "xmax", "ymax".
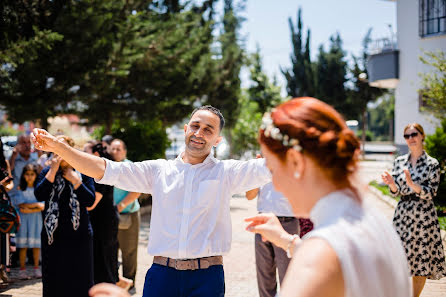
[{"xmin": 1, "ymin": 160, "xmax": 445, "ymax": 296}]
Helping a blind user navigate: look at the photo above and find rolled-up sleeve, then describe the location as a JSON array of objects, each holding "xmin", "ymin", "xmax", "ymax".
[
  {"xmin": 227, "ymin": 158, "xmax": 272, "ymax": 194},
  {"xmin": 95, "ymin": 159, "xmax": 155, "ymax": 194}
]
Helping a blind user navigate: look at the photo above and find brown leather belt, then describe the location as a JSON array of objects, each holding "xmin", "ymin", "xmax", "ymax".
[{"xmin": 153, "ymin": 256, "xmax": 223, "ymax": 271}]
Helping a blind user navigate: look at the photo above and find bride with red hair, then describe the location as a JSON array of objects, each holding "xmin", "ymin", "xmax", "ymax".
[{"xmin": 245, "ymin": 97, "xmax": 412, "ymax": 297}]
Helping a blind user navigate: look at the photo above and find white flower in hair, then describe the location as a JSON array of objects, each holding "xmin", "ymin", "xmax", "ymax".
[{"xmin": 261, "ymin": 112, "xmax": 302, "ymax": 152}]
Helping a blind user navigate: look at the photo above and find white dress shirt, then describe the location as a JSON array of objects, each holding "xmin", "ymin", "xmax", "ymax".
[
  {"xmin": 97, "ymin": 153, "xmax": 271, "ymax": 259},
  {"xmin": 257, "ymin": 183, "xmax": 294, "ymax": 217},
  {"xmin": 303, "ymin": 190, "xmax": 411, "ymax": 297}
]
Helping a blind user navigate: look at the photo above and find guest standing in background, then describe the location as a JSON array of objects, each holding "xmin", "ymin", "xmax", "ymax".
[{"xmin": 35, "ymin": 135, "xmax": 95, "ymax": 297}]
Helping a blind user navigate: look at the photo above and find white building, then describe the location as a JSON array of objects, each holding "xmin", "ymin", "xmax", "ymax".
[{"xmin": 367, "ymin": 0, "xmax": 445, "ymax": 153}]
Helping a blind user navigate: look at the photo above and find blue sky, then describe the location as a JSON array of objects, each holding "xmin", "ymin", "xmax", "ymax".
[{"xmin": 237, "ymin": 0, "xmax": 396, "ymax": 89}]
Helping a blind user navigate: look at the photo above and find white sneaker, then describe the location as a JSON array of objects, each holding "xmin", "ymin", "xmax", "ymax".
[
  {"xmin": 33, "ymin": 267, "xmax": 42, "ymax": 279},
  {"xmin": 18, "ymin": 269, "xmax": 30, "ymax": 280}
]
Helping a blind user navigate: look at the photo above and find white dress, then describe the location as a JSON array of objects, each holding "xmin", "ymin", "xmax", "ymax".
[{"xmin": 302, "ymin": 189, "xmax": 412, "ymax": 297}]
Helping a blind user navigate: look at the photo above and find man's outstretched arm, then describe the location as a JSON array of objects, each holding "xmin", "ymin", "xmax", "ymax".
[{"xmin": 32, "ymin": 128, "xmax": 106, "ymax": 180}]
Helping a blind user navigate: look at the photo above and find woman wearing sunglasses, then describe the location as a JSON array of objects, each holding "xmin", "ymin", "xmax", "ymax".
[{"xmin": 382, "ymin": 123, "xmax": 446, "ymax": 297}]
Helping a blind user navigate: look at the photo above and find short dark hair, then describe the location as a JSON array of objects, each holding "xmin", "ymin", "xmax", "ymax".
[{"xmin": 191, "ymin": 105, "xmax": 225, "ymax": 131}]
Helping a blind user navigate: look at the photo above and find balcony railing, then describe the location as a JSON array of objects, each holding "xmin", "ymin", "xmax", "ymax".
[{"xmin": 367, "ymin": 38, "xmax": 399, "ymax": 89}]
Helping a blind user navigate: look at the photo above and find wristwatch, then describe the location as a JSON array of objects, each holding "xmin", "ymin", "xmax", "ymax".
[{"xmin": 119, "ymin": 202, "xmax": 126, "ymax": 210}]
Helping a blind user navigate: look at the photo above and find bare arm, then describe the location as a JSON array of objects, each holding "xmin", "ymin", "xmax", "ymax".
[
  {"xmin": 117, "ymin": 192, "xmax": 141, "ymax": 213},
  {"xmin": 8, "ymin": 147, "xmax": 19, "ymax": 172},
  {"xmin": 2, "ymin": 160, "xmax": 13, "ymax": 192},
  {"xmin": 32, "ymin": 129, "xmax": 106, "ymax": 180},
  {"xmin": 245, "ymin": 188, "xmax": 259, "ymax": 200},
  {"xmin": 280, "ymin": 238, "xmax": 344, "ymax": 297},
  {"xmin": 87, "ymin": 192, "xmax": 104, "ymax": 211}
]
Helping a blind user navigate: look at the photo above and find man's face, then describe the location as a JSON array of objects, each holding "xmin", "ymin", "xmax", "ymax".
[
  {"xmin": 184, "ymin": 110, "xmax": 222, "ymax": 156},
  {"xmin": 17, "ymin": 135, "xmax": 31, "ymax": 157},
  {"xmin": 110, "ymin": 141, "xmax": 127, "ymax": 162}
]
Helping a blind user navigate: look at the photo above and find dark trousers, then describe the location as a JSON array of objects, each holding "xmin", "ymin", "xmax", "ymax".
[
  {"xmin": 142, "ymin": 263, "xmax": 225, "ymax": 297},
  {"xmin": 117, "ymin": 211, "xmax": 140, "ymax": 283},
  {"xmin": 255, "ymin": 217, "xmax": 299, "ymax": 297}
]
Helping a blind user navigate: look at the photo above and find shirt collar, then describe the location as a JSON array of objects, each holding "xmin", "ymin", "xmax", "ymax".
[
  {"xmin": 175, "ymin": 151, "xmax": 218, "ymax": 167},
  {"xmin": 405, "ymin": 150, "xmax": 427, "ymax": 165}
]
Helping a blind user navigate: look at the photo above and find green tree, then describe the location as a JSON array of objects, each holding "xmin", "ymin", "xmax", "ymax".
[
  {"xmin": 247, "ymin": 48, "xmax": 283, "ymax": 114},
  {"xmin": 314, "ymin": 33, "xmax": 350, "ymax": 116},
  {"xmin": 425, "ymin": 119, "xmax": 446, "ymax": 208},
  {"xmin": 230, "ymin": 93, "xmax": 262, "ymax": 158},
  {"xmin": 0, "ymin": 0, "xmax": 74, "ymax": 129},
  {"xmin": 206, "ymin": 0, "xmax": 245, "ymax": 156},
  {"xmin": 282, "ymin": 7, "xmax": 314, "ymax": 97},
  {"xmin": 231, "ymin": 49, "xmax": 283, "ymax": 157},
  {"xmin": 419, "ymin": 50, "xmax": 446, "ymax": 121},
  {"xmin": 77, "ymin": 4, "xmax": 218, "ymax": 133},
  {"xmin": 0, "ymin": 0, "xmax": 219, "ymax": 133}
]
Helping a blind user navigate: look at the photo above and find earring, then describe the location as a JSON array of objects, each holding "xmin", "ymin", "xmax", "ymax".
[{"xmin": 294, "ymin": 171, "xmax": 300, "ymax": 179}]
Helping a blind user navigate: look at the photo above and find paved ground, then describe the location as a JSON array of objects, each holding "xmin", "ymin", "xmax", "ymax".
[{"xmin": 1, "ymin": 160, "xmax": 445, "ymax": 296}]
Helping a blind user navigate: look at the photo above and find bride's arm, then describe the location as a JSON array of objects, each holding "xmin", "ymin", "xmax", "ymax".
[{"xmin": 280, "ymin": 238, "xmax": 344, "ymax": 297}]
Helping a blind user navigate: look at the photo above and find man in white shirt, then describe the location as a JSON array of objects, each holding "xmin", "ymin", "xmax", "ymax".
[
  {"xmin": 31, "ymin": 106, "xmax": 271, "ymax": 297},
  {"xmin": 246, "ymin": 183, "xmax": 299, "ymax": 297}
]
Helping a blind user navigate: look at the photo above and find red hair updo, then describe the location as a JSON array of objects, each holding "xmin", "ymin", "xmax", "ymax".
[{"xmin": 259, "ymin": 97, "xmax": 360, "ymax": 188}]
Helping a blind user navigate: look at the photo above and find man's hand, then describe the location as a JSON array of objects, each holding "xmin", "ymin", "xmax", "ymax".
[
  {"xmin": 89, "ymin": 283, "xmax": 131, "ymax": 297},
  {"xmin": 31, "ymin": 128, "xmax": 59, "ymax": 153}
]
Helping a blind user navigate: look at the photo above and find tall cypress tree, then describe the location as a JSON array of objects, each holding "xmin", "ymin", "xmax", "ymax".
[
  {"xmin": 206, "ymin": 0, "xmax": 245, "ymax": 156},
  {"xmin": 282, "ymin": 7, "xmax": 315, "ymax": 98},
  {"xmin": 314, "ymin": 33, "xmax": 349, "ymax": 116}
]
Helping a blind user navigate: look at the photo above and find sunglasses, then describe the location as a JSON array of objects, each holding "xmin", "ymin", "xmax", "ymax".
[{"xmin": 403, "ymin": 132, "xmax": 419, "ymax": 139}]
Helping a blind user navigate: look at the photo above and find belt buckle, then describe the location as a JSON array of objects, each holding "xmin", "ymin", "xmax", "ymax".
[
  {"xmin": 174, "ymin": 259, "xmax": 185, "ymax": 270},
  {"xmin": 200, "ymin": 259, "xmax": 210, "ymax": 269},
  {"xmin": 174, "ymin": 259, "xmax": 196, "ymax": 270}
]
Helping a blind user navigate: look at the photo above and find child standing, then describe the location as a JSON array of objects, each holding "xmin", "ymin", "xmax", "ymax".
[{"xmin": 15, "ymin": 164, "xmax": 43, "ymax": 279}]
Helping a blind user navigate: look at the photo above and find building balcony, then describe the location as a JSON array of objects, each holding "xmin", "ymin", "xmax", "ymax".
[{"xmin": 366, "ymin": 38, "xmax": 399, "ymax": 89}]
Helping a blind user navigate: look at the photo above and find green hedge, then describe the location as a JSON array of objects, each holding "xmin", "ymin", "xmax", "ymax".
[{"xmin": 425, "ymin": 119, "xmax": 446, "ymax": 209}]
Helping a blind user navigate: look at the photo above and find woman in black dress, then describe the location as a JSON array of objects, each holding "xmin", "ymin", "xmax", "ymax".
[
  {"xmin": 382, "ymin": 123, "xmax": 446, "ymax": 297},
  {"xmin": 0, "ymin": 138, "xmax": 13, "ymax": 287},
  {"xmin": 35, "ymin": 136, "xmax": 95, "ymax": 297},
  {"xmin": 86, "ymin": 142, "xmax": 120, "ymax": 285}
]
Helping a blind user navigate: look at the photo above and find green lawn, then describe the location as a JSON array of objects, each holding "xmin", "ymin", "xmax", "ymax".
[{"xmin": 369, "ymin": 180, "xmax": 445, "ymax": 230}]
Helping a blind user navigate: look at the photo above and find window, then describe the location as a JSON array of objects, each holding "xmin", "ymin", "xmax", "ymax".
[{"xmin": 419, "ymin": 0, "xmax": 446, "ymax": 37}]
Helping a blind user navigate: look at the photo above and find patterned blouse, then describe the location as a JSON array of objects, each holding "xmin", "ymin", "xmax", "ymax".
[{"xmin": 390, "ymin": 151, "xmax": 440, "ymax": 200}]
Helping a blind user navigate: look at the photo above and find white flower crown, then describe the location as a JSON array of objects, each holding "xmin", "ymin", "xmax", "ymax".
[{"xmin": 260, "ymin": 111, "xmax": 302, "ymax": 152}]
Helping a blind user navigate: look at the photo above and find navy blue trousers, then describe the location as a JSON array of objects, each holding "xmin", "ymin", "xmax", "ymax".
[{"xmin": 142, "ymin": 263, "xmax": 225, "ymax": 297}]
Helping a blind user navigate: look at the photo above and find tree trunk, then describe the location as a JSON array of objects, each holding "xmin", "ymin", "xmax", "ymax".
[
  {"xmin": 40, "ymin": 117, "xmax": 49, "ymax": 130},
  {"xmin": 361, "ymin": 109, "xmax": 367, "ymax": 158},
  {"xmin": 105, "ymin": 113, "xmax": 113, "ymax": 135},
  {"xmin": 389, "ymin": 116, "xmax": 394, "ymax": 142}
]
